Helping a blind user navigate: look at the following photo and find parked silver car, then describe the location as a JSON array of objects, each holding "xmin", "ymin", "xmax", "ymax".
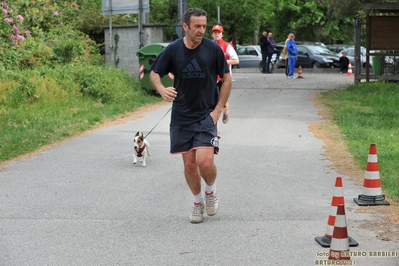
[
  {"xmin": 275, "ymin": 44, "xmax": 286, "ymax": 68},
  {"xmin": 326, "ymin": 44, "xmax": 353, "ymax": 53},
  {"xmin": 235, "ymin": 45, "xmax": 276, "ymax": 72},
  {"xmin": 336, "ymin": 47, "xmax": 372, "ymax": 68}
]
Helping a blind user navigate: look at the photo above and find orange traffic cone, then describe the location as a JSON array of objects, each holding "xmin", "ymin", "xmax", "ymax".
[
  {"xmin": 354, "ymin": 144, "xmax": 390, "ymax": 206},
  {"xmin": 328, "ymin": 204, "xmax": 351, "ymax": 261},
  {"xmin": 297, "ymin": 65, "xmax": 304, "ymax": 78},
  {"xmin": 347, "ymin": 62, "xmax": 353, "ymax": 76},
  {"xmin": 315, "ymin": 177, "xmax": 358, "ymax": 247}
]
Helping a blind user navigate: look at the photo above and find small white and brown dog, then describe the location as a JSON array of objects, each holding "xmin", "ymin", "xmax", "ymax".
[{"xmin": 133, "ymin": 132, "xmax": 151, "ymax": 167}]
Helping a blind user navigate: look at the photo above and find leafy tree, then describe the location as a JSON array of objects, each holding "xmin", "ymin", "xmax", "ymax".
[
  {"xmin": 149, "ymin": 0, "xmax": 397, "ymax": 44},
  {"xmin": 150, "ymin": 0, "xmax": 179, "ymax": 41},
  {"xmin": 0, "ymin": 0, "xmax": 106, "ymax": 70},
  {"xmin": 149, "ymin": 0, "xmax": 274, "ymax": 44},
  {"xmin": 2, "ymin": 0, "xmax": 397, "ymax": 72},
  {"xmin": 0, "ymin": 2, "xmax": 31, "ymax": 48}
]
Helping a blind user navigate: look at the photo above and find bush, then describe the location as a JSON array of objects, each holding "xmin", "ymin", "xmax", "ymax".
[
  {"xmin": 0, "ymin": 1, "xmax": 104, "ymax": 71},
  {"xmin": 46, "ymin": 26, "xmax": 104, "ymax": 66},
  {"xmin": 59, "ymin": 64, "xmax": 138, "ymax": 103},
  {"xmin": 0, "ymin": 64, "xmax": 142, "ymax": 113}
]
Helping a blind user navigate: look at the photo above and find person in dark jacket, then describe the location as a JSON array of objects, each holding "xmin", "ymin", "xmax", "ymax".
[
  {"xmin": 339, "ymin": 51, "xmax": 350, "ymax": 73},
  {"xmin": 265, "ymin": 32, "xmax": 276, "ymax": 73},
  {"xmin": 259, "ymin": 30, "xmax": 269, "ymax": 73}
]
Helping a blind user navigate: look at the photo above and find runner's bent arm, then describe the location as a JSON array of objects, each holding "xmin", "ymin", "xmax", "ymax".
[
  {"xmin": 150, "ymin": 70, "xmax": 177, "ymax": 102},
  {"xmin": 227, "ymin": 58, "xmax": 239, "ymax": 66},
  {"xmin": 226, "ymin": 45, "xmax": 239, "ymax": 66},
  {"xmin": 211, "ymin": 72, "xmax": 232, "ymax": 123}
]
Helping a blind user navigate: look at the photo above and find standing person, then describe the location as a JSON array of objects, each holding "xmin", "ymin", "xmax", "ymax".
[
  {"xmin": 259, "ymin": 30, "xmax": 269, "ymax": 73},
  {"xmin": 266, "ymin": 32, "xmax": 276, "ymax": 73},
  {"xmin": 227, "ymin": 34, "xmax": 236, "ymax": 50},
  {"xmin": 150, "ymin": 8, "xmax": 231, "ymax": 224},
  {"xmin": 339, "ymin": 51, "xmax": 350, "ymax": 74},
  {"xmin": 212, "ymin": 24, "xmax": 239, "ymax": 125},
  {"xmin": 286, "ymin": 33, "xmax": 298, "ymax": 78},
  {"xmin": 282, "ymin": 34, "xmax": 290, "ymax": 77}
]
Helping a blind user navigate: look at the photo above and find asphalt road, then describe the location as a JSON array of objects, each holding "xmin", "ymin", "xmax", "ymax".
[{"xmin": 1, "ymin": 71, "xmax": 398, "ymax": 265}]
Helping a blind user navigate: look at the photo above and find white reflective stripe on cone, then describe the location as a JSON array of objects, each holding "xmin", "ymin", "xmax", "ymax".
[
  {"xmin": 330, "ymin": 239, "xmax": 350, "ymax": 250},
  {"xmin": 326, "ymin": 224, "xmax": 334, "ymax": 237},
  {"xmin": 362, "ymin": 187, "xmax": 383, "ymax": 196},
  {"xmin": 333, "ymin": 188, "xmax": 344, "ymax": 197},
  {"xmin": 367, "ymin": 154, "xmax": 378, "ymax": 162},
  {"xmin": 365, "ymin": 171, "xmax": 381, "ymax": 179},
  {"xmin": 329, "ymin": 206, "xmax": 338, "ymax": 216}
]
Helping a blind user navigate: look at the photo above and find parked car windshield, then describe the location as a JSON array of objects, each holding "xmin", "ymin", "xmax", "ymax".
[
  {"xmin": 308, "ymin": 46, "xmax": 336, "ymax": 56},
  {"xmin": 236, "ymin": 46, "xmax": 260, "ymax": 56}
]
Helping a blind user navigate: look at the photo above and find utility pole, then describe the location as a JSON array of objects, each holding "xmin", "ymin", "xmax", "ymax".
[{"xmin": 178, "ymin": 0, "xmax": 188, "ymax": 37}]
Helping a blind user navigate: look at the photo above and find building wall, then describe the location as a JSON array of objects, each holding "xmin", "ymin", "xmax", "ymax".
[{"xmin": 102, "ymin": 24, "xmax": 166, "ymax": 76}]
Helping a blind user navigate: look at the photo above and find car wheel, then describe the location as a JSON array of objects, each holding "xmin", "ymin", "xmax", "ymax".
[
  {"xmin": 258, "ymin": 61, "xmax": 274, "ymax": 73},
  {"xmin": 258, "ymin": 61, "xmax": 263, "ymax": 73},
  {"xmin": 312, "ymin": 62, "xmax": 321, "ymax": 68},
  {"xmin": 269, "ymin": 62, "xmax": 274, "ymax": 72}
]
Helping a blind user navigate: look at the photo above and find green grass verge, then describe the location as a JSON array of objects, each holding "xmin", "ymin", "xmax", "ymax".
[{"xmin": 319, "ymin": 81, "xmax": 399, "ymax": 202}]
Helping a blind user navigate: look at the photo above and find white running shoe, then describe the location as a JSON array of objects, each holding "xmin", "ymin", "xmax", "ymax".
[
  {"xmin": 205, "ymin": 189, "xmax": 219, "ymax": 216},
  {"xmin": 190, "ymin": 202, "xmax": 205, "ymax": 223}
]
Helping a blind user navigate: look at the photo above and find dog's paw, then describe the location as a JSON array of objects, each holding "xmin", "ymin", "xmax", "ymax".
[
  {"xmin": 133, "ymin": 160, "xmax": 137, "ymax": 164},
  {"xmin": 141, "ymin": 163, "xmax": 146, "ymax": 167}
]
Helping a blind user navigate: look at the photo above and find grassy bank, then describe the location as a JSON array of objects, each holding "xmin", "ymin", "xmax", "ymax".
[
  {"xmin": 319, "ymin": 81, "xmax": 399, "ymax": 202},
  {"xmin": 0, "ymin": 65, "xmax": 161, "ymax": 163}
]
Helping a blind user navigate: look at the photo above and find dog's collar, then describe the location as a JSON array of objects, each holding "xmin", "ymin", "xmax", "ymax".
[{"xmin": 136, "ymin": 144, "xmax": 146, "ymax": 157}]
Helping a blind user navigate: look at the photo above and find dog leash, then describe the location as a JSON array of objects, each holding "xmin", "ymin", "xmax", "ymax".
[{"xmin": 144, "ymin": 107, "xmax": 172, "ymax": 139}]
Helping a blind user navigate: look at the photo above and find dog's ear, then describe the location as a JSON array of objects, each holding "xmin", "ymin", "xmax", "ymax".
[
  {"xmin": 140, "ymin": 132, "xmax": 144, "ymax": 138},
  {"xmin": 135, "ymin": 132, "xmax": 140, "ymax": 137}
]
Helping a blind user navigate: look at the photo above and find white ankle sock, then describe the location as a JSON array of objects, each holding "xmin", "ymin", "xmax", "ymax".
[
  {"xmin": 205, "ymin": 184, "xmax": 215, "ymax": 193},
  {"xmin": 194, "ymin": 192, "xmax": 203, "ymax": 203}
]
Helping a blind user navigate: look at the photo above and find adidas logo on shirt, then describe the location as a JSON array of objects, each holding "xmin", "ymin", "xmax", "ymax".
[{"xmin": 181, "ymin": 59, "xmax": 206, "ymax": 79}]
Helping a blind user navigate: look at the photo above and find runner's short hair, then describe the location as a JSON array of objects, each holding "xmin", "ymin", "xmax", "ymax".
[{"xmin": 182, "ymin": 8, "xmax": 207, "ymax": 27}]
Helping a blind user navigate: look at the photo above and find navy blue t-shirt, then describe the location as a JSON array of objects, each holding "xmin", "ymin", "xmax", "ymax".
[{"xmin": 151, "ymin": 38, "xmax": 229, "ymax": 126}]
